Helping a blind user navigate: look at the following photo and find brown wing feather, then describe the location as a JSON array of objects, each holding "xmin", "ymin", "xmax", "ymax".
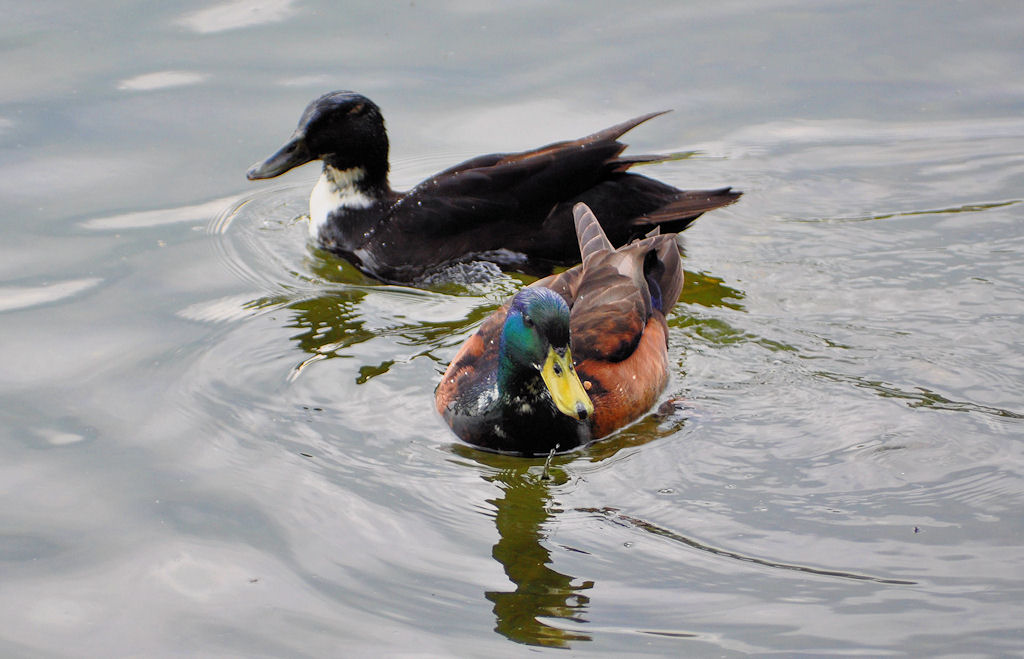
[
  {"xmin": 531, "ymin": 203, "xmax": 684, "ymax": 364},
  {"xmin": 568, "ymin": 204, "xmax": 653, "ymax": 361},
  {"xmin": 569, "ymin": 273, "xmax": 649, "ymax": 362},
  {"xmin": 556, "ymin": 203, "xmax": 684, "ymax": 436},
  {"xmin": 573, "ymin": 202, "xmax": 614, "ymax": 265}
]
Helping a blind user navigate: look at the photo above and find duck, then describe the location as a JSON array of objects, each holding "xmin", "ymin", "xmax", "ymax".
[
  {"xmin": 247, "ymin": 91, "xmax": 739, "ymax": 283},
  {"xmin": 435, "ymin": 202, "xmax": 683, "ymax": 455}
]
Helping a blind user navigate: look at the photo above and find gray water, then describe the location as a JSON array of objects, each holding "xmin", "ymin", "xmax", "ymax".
[{"xmin": 2, "ymin": 1, "xmax": 1023, "ymax": 655}]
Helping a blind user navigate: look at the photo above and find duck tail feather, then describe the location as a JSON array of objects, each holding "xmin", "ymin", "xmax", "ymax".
[
  {"xmin": 572, "ymin": 202, "xmax": 614, "ymax": 264},
  {"xmin": 582, "ymin": 110, "xmax": 672, "ymax": 145},
  {"xmin": 646, "ymin": 235, "xmax": 684, "ymax": 315},
  {"xmin": 631, "ymin": 187, "xmax": 742, "ymax": 227},
  {"xmin": 606, "ymin": 154, "xmax": 674, "ymax": 172}
]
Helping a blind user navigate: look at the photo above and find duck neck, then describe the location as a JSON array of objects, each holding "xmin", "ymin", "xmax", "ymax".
[
  {"xmin": 494, "ymin": 338, "xmax": 586, "ymax": 455},
  {"xmin": 496, "ymin": 342, "xmax": 546, "ymax": 408},
  {"xmin": 322, "ymin": 164, "xmax": 384, "ymax": 203},
  {"xmin": 322, "ymin": 132, "xmax": 391, "ymax": 197},
  {"xmin": 309, "ymin": 164, "xmax": 381, "ymax": 238}
]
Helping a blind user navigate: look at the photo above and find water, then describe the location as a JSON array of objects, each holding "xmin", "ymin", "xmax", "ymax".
[{"xmin": 2, "ymin": 1, "xmax": 1023, "ymax": 655}]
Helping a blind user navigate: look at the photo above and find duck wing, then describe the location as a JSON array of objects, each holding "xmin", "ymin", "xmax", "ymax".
[
  {"xmin": 427, "ymin": 111, "xmax": 669, "ymax": 183},
  {"xmin": 390, "ymin": 113, "xmax": 666, "ymax": 234},
  {"xmin": 555, "ymin": 203, "xmax": 684, "ymax": 437},
  {"xmin": 363, "ymin": 114, "xmax": 682, "ymax": 274},
  {"xmin": 537, "ymin": 203, "xmax": 682, "ymax": 362},
  {"xmin": 364, "ymin": 112, "xmax": 735, "ymax": 281}
]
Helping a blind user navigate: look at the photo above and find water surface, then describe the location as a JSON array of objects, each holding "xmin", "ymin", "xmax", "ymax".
[{"xmin": 1, "ymin": 1, "xmax": 1023, "ymax": 655}]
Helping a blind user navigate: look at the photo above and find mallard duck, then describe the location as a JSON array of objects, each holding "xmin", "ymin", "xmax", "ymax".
[
  {"xmin": 247, "ymin": 91, "xmax": 739, "ymax": 283},
  {"xmin": 435, "ymin": 202, "xmax": 683, "ymax": 455}
]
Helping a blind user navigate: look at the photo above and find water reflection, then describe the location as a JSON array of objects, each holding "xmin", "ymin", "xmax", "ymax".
[
  {"xmin": 117, "ymin": 71, "xmax": 208, "ymax": 92},
  {"xmin": 209, "ymin": 189, "xmax": 814, "ymax": 650},
  {"xmin": 443, "ymin": 405, "xmax": 690, "ymax": 649},
  {"xmin": 452, "ymin": 447, "xmax": 593, "ymax": 647},
  {"xmin": 679, "ymin": 269, "xmax": 745, "ymax": 311},
  {"xmin": 817, "ymin": 371, "xmax": 1024, "ymax": 419},
  {"xmin": 580, "ymin": 399, "xmax": 690, "ymax": 462},
  {"xmin": 242, "ymin": 261, "xmax": 751, "ymax": 386},
  {"xmin": 0, "ymin": 277, "xmax": 102, "ymax": 313},
  {"xmin": 213, "ymin": 185, "xmax": 757, "ymax": 386},
  {"xmin": 247, "ymin": 285, "xmax": 499, "ymax": 383},
  {"xmin": 177, "ymin": 0, "xmax": 298, "ymax": 34}
]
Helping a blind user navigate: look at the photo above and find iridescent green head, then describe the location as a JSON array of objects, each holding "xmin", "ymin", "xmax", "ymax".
[{"xmin": 499, "ymin": 287, "xmax": 594, "ymax": 421}]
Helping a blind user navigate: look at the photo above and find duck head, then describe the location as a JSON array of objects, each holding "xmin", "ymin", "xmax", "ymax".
[
  {"xmin": 247, "ymin": 91, "xmax": 390, "ymax": 187},
  {"xmin": 499, "ymin": 287, "xmax": 594, "ymax": 422}
]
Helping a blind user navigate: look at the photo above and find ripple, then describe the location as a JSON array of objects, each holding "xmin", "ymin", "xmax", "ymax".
[
  {"xmin": 580, "ymin": 507, "xmax": 916, "ymax": 585},
  {"xmin": 894, "ymin": 467, "xmax": 1024, "ymax": 512},
  {"xmin": 817, "ymin": 372, "xmax": 1024, "ymax": 419},
  {"xmin": 160, "ymin": 112, "xmax": 1024, "ymax": 655},
  {"xmin": 799, "ymin": 199, "xmax": 1021, "ymax": 224},
  {"xmin": 208, "ymin": 184, "xmax": 319, "ymax": 292}
]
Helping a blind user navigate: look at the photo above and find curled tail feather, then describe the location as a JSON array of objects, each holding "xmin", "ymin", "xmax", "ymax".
[{"xmin": 572, "ymin": 202, "xmax": 614, "ymax": 266}]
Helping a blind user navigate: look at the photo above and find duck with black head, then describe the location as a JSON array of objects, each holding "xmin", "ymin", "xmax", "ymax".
[{"xmin": 247, "ymin": 91, "xmax": 740, "ymax": 284}]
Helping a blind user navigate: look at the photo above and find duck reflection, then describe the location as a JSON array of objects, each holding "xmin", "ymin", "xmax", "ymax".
[
  {"xmin": 246, "ymin": 257, "xmax": 511, "ymax": 383},
  {"xmin": 223, "ymin": 187, "xmax": 748, "ymax": 383},
  {"xmin": 247, "ymin": 256, "xmax": 747, "ymax": 386},
  {"xmin": 448, "ymin": 400, "xmax": 692, "ymax": 647},
  {"xmin": 452, "ymin": 446, "xmax": 593, "ymax": 647}
]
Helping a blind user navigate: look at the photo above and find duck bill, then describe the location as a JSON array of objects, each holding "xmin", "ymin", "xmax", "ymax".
[
  {"xmin": 541, "ymin": 348, "xmax": 594, "ymax": 421},
  {"xmin": 246, "ymin": 132, "xmax": 315, "ymax": 180}
]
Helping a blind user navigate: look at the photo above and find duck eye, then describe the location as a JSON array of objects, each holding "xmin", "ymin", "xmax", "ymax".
[
  {"xmin": 348, "ymin": 103, "xmax": 365, "ymax": 115},
  {"xmin": 522, "ymin": 314, "xmax": 533, "ymax": 328}
]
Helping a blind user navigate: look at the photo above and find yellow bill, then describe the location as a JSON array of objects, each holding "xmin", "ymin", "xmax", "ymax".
[{"xmin": 541, "ymin": 347, "xmax": 594, "ymax": 421}]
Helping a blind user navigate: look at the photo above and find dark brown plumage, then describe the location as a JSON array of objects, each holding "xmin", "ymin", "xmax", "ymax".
[{"xmin": 247, "ymin": 91, "xmax": 739, "ymax": 283}]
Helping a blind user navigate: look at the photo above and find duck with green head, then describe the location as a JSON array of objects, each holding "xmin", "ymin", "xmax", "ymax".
[{"xmin": 436, "ymin": 202, "xmax": 683, "ymax": 455}]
